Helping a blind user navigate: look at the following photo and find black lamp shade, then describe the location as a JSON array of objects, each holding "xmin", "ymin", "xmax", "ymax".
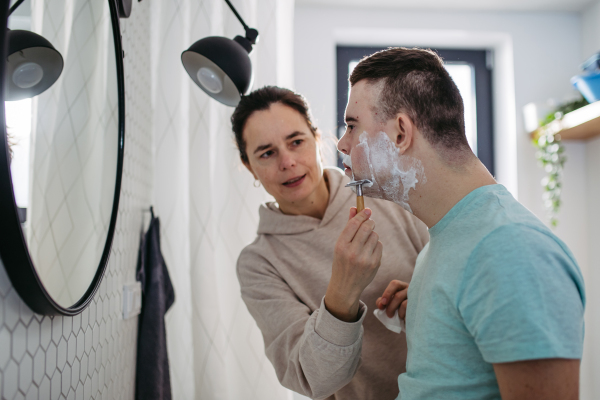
[
  {"xmin": 181, "ymin": 36, "xmax": 253, "ymax": 107},
  {"xmin": 5, "ymin": 29, "xmax": 64, "ymax": 101}
]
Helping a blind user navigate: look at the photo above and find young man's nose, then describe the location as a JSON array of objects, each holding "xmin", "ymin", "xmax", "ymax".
[{"xmin": 337, "ymin": 132, "xmax": 350, "ymax": 155}]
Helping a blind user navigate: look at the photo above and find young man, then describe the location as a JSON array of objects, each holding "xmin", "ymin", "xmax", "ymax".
[{"xmin": 334, "ymin": 47, "xmax": 585, "ymax": 399}]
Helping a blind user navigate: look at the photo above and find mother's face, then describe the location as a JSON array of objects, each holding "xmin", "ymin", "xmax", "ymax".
[{"xmin": 243, "ymin": 103, "xmax": 323, "ymax": 206}]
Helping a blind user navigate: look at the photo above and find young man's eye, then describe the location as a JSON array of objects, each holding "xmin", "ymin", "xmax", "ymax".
[
  {"xmin": 292, "ymin": 139, "xmax": 303, "ymax": 146},
  {"xmin": 260, "ymin": 150, "xmax": 274, "ymax": 159},
  {"xmin": 346, "ymin": 124, "xmax": 355, "ymax": 132}
]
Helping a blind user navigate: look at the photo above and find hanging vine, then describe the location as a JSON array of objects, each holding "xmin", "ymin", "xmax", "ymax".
[{"xmin": 531, "ymin": 97, "xmax": 587, "ymax": 227}]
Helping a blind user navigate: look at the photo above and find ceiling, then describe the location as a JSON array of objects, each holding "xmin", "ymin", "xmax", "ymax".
[{"xmin": 295, "ymin": 0, "xmax": 595, "ymax": 13}]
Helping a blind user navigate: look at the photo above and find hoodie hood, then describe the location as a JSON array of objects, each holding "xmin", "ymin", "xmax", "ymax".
[{"xmin": 257, "ymin": 167, "xmax": 353, "ymax": 235}]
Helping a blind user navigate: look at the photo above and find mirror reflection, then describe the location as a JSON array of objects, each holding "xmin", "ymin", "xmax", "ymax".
[{"xmin": 5, "ymin": 0, "xmax": 119, "ymax": 307}]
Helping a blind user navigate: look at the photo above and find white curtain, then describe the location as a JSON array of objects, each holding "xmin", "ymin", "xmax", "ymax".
[
  {"xmin": 151, "ymin": 0, "xmax": 294, "ymax": 398},
  {"xmin": 28, "ymin": 0, "xmax": 118, "ymax": 306}
]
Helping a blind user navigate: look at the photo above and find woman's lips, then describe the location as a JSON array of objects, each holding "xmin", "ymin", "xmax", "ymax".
[{"xmin": 283, "ymin": 174, "xmax": 306, "ymax": 188}]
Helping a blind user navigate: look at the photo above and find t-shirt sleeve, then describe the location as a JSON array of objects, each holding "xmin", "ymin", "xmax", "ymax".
[{"xmin": 457, "ymin": 224, "xmax": 586, "ymax": 364}]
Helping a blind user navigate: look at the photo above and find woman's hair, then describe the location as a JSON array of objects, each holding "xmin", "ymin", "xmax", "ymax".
[{"xmin": 231, "ymin": 86, "xmax": 319, "ymax": 164}]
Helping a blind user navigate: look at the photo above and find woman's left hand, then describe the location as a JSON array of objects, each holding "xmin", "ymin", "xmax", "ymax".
[{"xmin": 376, "ymin": 280, "xmax": 409, "ymax": 319}]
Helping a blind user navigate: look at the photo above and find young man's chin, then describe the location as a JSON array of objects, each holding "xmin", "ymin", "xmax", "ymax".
[{"xmin": 363, "ymin": 187, "xmax": 384, "ymax": 200}]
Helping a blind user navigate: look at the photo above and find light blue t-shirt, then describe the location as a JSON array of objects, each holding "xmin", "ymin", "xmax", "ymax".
[{"xmin": 397, "ymin": 184, "xmax": 585, "ymax": 400}]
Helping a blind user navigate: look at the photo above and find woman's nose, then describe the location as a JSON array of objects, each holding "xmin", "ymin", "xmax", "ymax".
[{"xmin": 279, "ymin": 150, "xmax": 296, "ymax": 170}]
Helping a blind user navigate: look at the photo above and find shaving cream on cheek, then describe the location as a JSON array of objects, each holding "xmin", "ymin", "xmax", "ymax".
[
  {"xmin": 341, "ymin": 153, "xmax": 352, "ymax": 169},
  {"xmin": 344, "ymin": 138, "xmax": 380, "ymax": 197},
  {"xmin": 356, "ymin": 131, "xmax": 426, "ymax": 213},
  {"xmin": 341, "ymin": 151, "xmax": 375, "ymax": 193}
]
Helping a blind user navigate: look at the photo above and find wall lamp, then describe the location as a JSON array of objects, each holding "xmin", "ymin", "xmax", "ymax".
[
  {"xmin": 4, "ymin": 0, "xmax": 64, "ymax": 101},
  {"xmin": 181, "ymin": 0, "xmax": 258, "ymax": 107}
]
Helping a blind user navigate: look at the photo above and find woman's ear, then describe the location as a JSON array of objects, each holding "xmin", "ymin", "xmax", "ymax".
[
  {"xmin": 243, "ymin": 160, "xmax": 258, "ymax": 180},
  {"xmin": 395, "ymin": 113, "xmax": 414, "ymax": 154}
]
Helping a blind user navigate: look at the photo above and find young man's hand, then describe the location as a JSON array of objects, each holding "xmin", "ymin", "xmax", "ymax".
[
  {"xmin": 325, "ymin": 207, "xmax": 383, "ymax": 322},
  {"xmin": 376, "ymin": 280, "xmax": 409, "ymax": 319}
]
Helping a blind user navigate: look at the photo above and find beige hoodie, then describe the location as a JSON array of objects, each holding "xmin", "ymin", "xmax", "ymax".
[{"xmin": 237, "ymin": 168, "xmax": 429, "ymax": 400}]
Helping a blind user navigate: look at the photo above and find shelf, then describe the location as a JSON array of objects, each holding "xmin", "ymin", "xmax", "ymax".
[{"xmin": 530, "ymin": 101, "xmax": 600, "ymax": 141}]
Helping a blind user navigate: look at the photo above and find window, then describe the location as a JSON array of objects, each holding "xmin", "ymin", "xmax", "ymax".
[
  {"xmin": 337, "ymin": 47, "xmax": 494, "ymax": 175},
  {"xmin": 5, "ymin": 99, "xmax": 33, "ymax": 209}
]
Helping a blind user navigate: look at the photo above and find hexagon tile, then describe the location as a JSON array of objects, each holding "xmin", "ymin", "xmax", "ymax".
[{"xmin": 0, "ymin": 0, "xmax": 152, "ymax": 399}]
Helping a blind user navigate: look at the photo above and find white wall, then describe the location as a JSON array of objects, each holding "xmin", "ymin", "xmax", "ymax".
[
  {"xmin": 295, "ymin": 4, "xmax": 597, "ymax": 399},
  {"xmin": 582, "ymin": 1, "xmax": 600, "ymax": 57},
  {"xmin": 580, "ymin": 2, "xmax": 600, "ymax": 399}
]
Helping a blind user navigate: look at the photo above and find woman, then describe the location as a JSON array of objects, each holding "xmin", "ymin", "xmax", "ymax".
[{"xmin": 233, "ymin": 86, "xmax": 428, "ymax": 400}]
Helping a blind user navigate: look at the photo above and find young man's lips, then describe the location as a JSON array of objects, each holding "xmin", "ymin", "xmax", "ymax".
[{"xmin": 283, "ymin": 174, "xmax": 306, "ymax": 188}]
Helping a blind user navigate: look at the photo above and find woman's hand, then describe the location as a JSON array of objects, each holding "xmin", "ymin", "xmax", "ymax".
[
  {"xmin": 325, "ymin": 207, "xmax": 383, "ymax": 322},
  {"xmin": 376, "ymin": 280, "xmax": 409, "ymax": 319}
]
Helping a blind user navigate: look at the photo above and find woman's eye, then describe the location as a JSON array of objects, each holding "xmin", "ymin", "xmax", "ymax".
[
  {"xmin": 260, "ymin": 150, "xmax": 274, "ymax": 159},
  {"xmin": 292, "ymin": 139, "xmax": 303, "ymax": 146}
]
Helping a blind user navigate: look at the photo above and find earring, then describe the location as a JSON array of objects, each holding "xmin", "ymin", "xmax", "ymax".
[{"xmin": 253, "ymin": 179, "xmax": 261, "ymax": 188}]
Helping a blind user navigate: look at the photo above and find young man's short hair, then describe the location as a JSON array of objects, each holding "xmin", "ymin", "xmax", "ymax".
[{"xmin": 350, "ymin": 47, "xmax": 470, "ymax": 152}]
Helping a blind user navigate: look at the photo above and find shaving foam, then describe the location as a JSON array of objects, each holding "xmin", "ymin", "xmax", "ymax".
[
  {"xmin": 353, "ymin": 131, "xmax": 426, "ymax": 213},
  {"xmin": 341, "ymin": 153, "xmax": 352, "ymax": 169},
  {"xmin": 341, "ymin": 152, "xmax": 374, "ymax": 193}
]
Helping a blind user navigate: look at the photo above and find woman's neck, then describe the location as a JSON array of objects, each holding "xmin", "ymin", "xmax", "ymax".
[{"xmin": 278, "ymin": 173, "xmax": 330, "ymax": 220}]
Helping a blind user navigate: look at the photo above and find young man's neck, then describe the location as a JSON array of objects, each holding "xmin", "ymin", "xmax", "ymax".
[{"xmin": 409, "ymin": 155, "xmax": 497, "ymax": 229}]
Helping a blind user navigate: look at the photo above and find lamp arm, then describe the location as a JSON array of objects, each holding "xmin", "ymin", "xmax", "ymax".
[
  {"xmin": 224, "ymin": 0, "xmax": 249, "ymax": 31},
  {"xmin": 8, "ymin": 0, "xmax": 26, "ymax": 16},
  {"xmin": 223, "ymin": 0, "xmax": 259, "ymax": 44}
]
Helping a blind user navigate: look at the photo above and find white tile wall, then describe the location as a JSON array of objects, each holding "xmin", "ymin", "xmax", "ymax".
[{"xmin": 0, "ymin": 0, "xmax": 153, "ymax": 398}]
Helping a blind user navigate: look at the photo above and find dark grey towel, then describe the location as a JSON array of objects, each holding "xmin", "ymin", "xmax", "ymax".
[{"xmin": 135, "ymin": 214, "xmax": 175, "ymax": 400}]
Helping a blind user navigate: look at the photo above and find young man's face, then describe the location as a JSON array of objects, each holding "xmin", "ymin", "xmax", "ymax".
[
  {"xmin": 337, "ymin": 80, "xmax": 426, "ymax": 213},
  {"xmin": 338, "ymin": 81, "xmax": 392, "ymax": 198}
]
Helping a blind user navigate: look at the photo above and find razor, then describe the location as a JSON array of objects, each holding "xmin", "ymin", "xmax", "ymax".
[{"xmin": 345, "ymin": 179, "xmax": 372, "ymax": 213}]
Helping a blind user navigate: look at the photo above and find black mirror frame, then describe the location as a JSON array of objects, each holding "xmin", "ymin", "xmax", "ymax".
[{"xmin": 0, "ymin": 0, "xmax": 126, "ymax": 316}]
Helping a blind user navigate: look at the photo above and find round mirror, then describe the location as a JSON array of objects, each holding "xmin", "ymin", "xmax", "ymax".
[{"xmin": 0, "ymin": 0, "xmax": 124, "ymax": 315}]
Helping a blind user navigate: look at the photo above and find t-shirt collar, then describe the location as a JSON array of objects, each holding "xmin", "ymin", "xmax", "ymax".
[{"xmin": 428, "ymin": 184, "xmax": 504, "ymax": 237}]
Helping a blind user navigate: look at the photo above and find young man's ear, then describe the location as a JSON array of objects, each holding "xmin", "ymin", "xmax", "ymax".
[{"xmin": 395, "ymin": 113, "xmax": 415, "ymax": 154}]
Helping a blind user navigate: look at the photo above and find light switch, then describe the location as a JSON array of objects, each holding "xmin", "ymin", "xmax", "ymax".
[{"xmin": 123, "ymin": 282, "xmax": 142, "ymax": 319}]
